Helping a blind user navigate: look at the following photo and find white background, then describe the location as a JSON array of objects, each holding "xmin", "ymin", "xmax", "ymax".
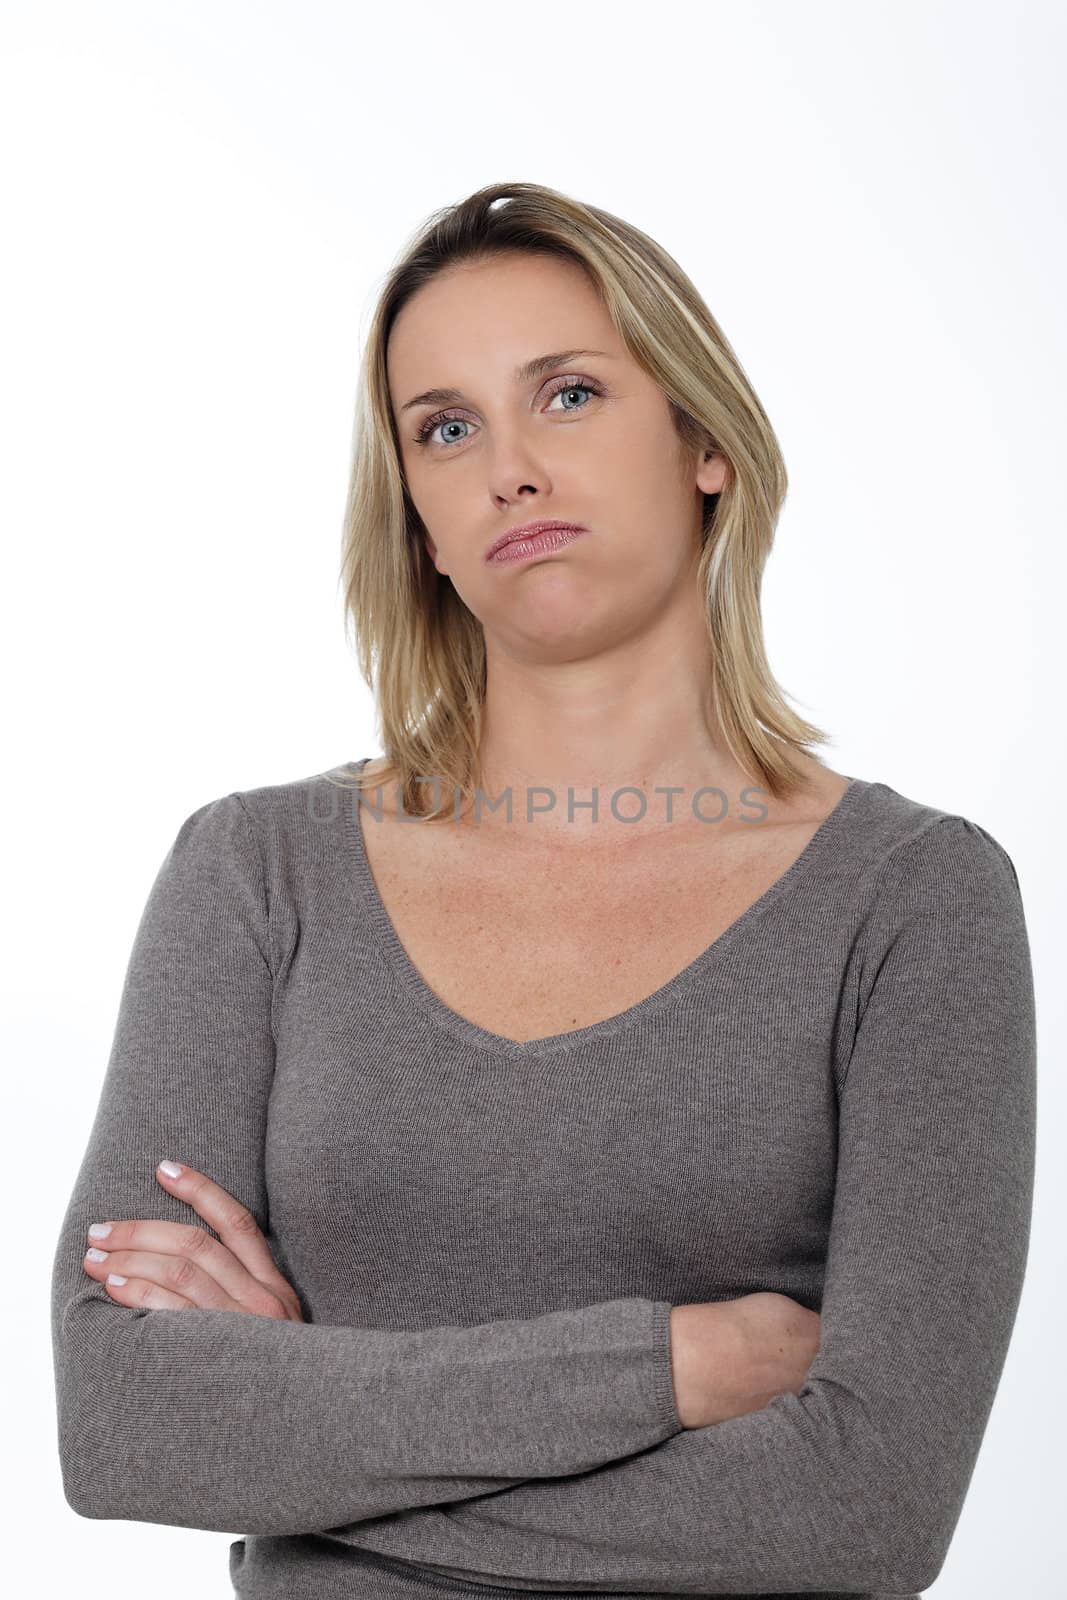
[{"xmin": 2, "ymin": 1, "xmax": 1063, "ymax": 1594}]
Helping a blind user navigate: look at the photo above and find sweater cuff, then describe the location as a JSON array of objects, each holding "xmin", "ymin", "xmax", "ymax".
[{"xmin": 650, "ymin": 1299, "xmax": 683, "ymax": 1435}]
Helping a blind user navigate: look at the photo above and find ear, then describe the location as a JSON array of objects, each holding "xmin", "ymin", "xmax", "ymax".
[{"xmin": 696, "ymin": 447, "xmax": 730, "ymax": 497}]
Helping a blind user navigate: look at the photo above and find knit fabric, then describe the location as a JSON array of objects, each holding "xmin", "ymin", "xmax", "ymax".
[{"xmin": 50, "ymin": 759, "xmax": 1036, "ymax": 1599}]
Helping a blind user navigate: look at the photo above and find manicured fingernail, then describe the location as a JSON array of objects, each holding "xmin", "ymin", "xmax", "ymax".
[
  {"xmin": 86, "ymin": 1248, "xmax": 109, "ymax": 1262},
  {"xmin": 158, "ymin": 1160, "xmax": 183, "ymax": 1178},
  {"xmin": 107, "ymin": 1273, "xmax": 128, "ymax": 1285},
  {"xmin": 88, "ymin": 1223, "xmax": 112, "ymax": 1239}
]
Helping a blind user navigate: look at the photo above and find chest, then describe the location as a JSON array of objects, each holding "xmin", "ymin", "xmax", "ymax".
[
  {"xmin": 358, "ymin": 812, "xmax": 829, "ymax": 1045},
  {"xmin": 265, "ymin": 788, "xmax": 858, "ymax": 1326}
]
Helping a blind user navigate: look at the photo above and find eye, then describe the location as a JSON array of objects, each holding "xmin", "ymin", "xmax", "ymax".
[{"xmin": 412, "ymin": 375, "xmax": 605, "ymax": 450}]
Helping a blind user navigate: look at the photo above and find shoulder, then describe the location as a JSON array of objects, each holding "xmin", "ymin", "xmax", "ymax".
[
  {"xmin": 833, "ymin": 790, "xmax": 1035, "ymax": 1082},
  {"xmin": 164, "ymin": 758, "xmax": 369, "ymax": 882},
  {"xmin": 204, "ymin": 757, "xmax": 368, "ymax": 843},
  {"xmin": 866, "ymin": 785, "xmax": 1021, "ymax": 903},
  {"xmin": 232, "ymin": 757, "xmax": 367, "ymax": 818},
  {"xmin": 850, "ymin": 792, "xmax": 1029, "ymax": 989},
  {"xmin": 826, "ymin": 771, "xmax": 1019, "ymax": 892}
]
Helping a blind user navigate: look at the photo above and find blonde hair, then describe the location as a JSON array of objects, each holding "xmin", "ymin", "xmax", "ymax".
[{"xmin": 332, "ymin": 179, "xmax": 831, "ymax": 821}]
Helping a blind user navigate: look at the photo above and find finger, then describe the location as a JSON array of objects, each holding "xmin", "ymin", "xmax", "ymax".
[
  {"xmin": 83, "ymin": 1235, "xmax": 290, "ymax": 1318},
  {"xmin": 84, "ymin": 1223, "xmax": 293, "ymax": 1317},
  {"xmin": 154, "ymin": 1161, "xmax": 303, "ymax": 1320},
  {"xmin": 100, "ymin": 1268, "xmax": 195, "ymax": 1311},
  {"xmin": 84, "ymin": 1243, "xmax": 238, "ymax": 1311}
]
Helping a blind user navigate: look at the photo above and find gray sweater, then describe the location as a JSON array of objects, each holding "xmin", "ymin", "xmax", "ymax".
[{"xmin": 50, "ymin": 759, "xmax": 1036, "ymax": 1600}]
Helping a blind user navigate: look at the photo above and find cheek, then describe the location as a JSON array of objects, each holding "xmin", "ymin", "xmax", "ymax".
[{"xmin": 597, "ymin": 419, "xmax": 678, "ymax": 489}]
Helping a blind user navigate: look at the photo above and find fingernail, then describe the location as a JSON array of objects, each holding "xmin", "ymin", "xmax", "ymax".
[
  {"xmin": 158, "ymin": 1160, "xmax": 183, "ymax": 1178},
  {"xmin": 88, "ymin": 1223, "xmax": 112, "ymax": 1239},
  {"xmin": 107, "ymin": 1273, "xmax": 128, "ymax": 1285},
  {"xmin": 86, "ymin": 1248, "xmax": 109, "ymax": 1262}
]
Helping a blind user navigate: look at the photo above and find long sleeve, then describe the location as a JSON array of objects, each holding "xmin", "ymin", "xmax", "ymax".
[
  {"xmin": 49, "ymin": 792, "xmax": 680, "ymax": 1536},
  {"xmin": 332, "ymin": 816, "xmax": 1037, "ymax": 1597}
]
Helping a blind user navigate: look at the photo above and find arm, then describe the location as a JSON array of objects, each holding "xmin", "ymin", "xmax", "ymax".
[
  {"xmin": 50, "ymin": 792, "xmax": 681, "ymax": 1535},
  {"xmin": 332, "ymin": 816, "xmax": 1036, "ymax": 1597}
]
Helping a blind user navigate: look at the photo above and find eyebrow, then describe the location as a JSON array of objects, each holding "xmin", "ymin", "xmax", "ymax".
[{"xmin": 398, "ymin": 349, "xmax": 615, "ymax": 414}]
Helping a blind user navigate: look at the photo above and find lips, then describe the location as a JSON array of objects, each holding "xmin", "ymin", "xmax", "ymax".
[{"xmin": 485, "ymin": 520, "xmax": 588, "ymax": 562}]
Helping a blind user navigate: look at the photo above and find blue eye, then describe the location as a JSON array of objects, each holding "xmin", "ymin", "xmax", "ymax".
[{"xmin": 413, "ymin": 376, "xmax": 604, "ymax": 450}]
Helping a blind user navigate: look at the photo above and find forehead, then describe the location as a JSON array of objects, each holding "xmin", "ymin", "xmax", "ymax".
[{"xmin": 386, "ymin": 254, "xmax": 617, "ymax": 404}]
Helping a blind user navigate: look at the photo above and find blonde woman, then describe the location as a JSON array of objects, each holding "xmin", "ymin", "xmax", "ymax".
[{"xmin": 51, "ymin": 182, "xmax": 1035, "ymax": 1600}]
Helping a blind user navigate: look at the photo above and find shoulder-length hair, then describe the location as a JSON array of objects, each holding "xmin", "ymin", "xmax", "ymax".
[{"xmin": 330, "ymin": 179, "xmax": 830, "ymax": 821}]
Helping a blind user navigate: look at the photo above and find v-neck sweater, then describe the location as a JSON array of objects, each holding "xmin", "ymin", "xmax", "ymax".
[{"xmin": 50, "ymin": 758, "xmax": 1037, "ymax": 1600}]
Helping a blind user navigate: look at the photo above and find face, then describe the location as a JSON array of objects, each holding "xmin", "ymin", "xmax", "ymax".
[{"xmin": 387, "ymin": 251, "xmax": 728, "ymax": 657}]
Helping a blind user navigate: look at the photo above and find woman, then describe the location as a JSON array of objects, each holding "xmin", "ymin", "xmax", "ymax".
[{"xmin": 50, "ymin": 181, "xmax": 1036, "ymax": 1600}]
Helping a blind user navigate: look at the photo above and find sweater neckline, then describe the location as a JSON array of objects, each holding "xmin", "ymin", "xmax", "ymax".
[{"xmin": 341, "ymin": 758, "xmax": 871, "ymax": 1060}]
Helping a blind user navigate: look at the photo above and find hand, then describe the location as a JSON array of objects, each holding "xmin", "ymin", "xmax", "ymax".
[
  {"xmin": 81, "ymin": 1160, "xmax": 305, "ymax": 1321},
  {"xmin": 669, "ymin": 1292, "xmax": 821, "ymax": 1429}
]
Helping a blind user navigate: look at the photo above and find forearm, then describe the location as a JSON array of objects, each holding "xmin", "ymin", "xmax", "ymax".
[
  {"xmin": 54, "ymin": 1275, "xmax": 680, "ymax": 1532},
  {"xmin": 329, "ymin": 1393, "xmax": 911, "ymax": 1593}
]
